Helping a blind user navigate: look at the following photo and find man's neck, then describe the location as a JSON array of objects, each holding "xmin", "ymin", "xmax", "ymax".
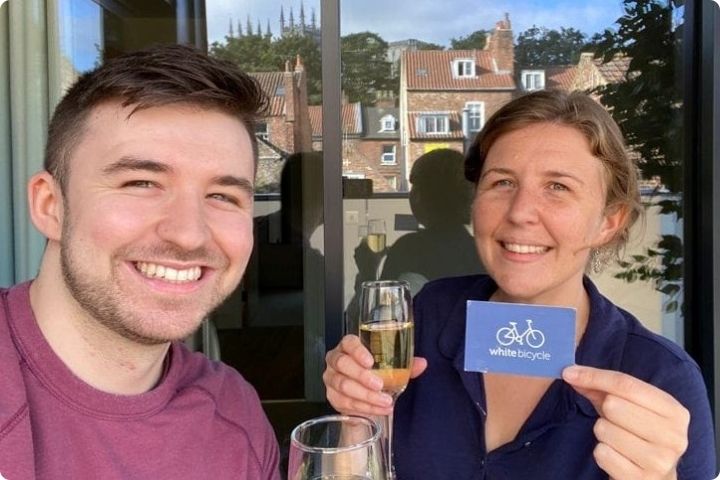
[{"xmin": 29, "ymin": 259, "xmax": 171, "ymax": 395}]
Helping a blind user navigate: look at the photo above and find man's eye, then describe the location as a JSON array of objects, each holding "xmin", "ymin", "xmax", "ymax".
[
  {"xmin": 122, "ymin": 180, "xmax": 156, "ymax": 188},
  {"xmin": 549, "ymin": 182, "xmax": 569, "ymax": 191},
  {"xmin": 208, "ymin": 193, "xmax": 240, "ymax": 206}
]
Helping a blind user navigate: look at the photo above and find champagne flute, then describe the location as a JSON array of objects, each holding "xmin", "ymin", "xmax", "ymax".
[
  {"xmin": 358, "ymin": 280, "xmax": 413, "ymax": 480},
  {"xmin": 288, "ymin": 414, "xmax": 387, "ymax": 480},
  {"xmin": 366, "ymin": 219, "xmax": 386, "ymax": 253}
]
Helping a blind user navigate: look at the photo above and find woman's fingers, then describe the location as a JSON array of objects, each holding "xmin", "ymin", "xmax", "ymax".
[{"xmin": 564, "ymin": 365, "xmax": 689, "ymax": 479}]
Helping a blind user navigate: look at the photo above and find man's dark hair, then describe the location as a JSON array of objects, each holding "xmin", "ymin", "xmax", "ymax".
[{"xmin": 45, "ymin": 43, "xmax": 269, "ymax": 191}]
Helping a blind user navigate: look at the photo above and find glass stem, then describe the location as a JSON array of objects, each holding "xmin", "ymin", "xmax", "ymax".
[{"xmin": 383, "ymin": 405, "xmax": 396, "ymax": 479}]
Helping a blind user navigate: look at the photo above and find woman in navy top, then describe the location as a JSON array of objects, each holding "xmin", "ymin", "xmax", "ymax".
[{"xmin": 324, "ymin": 90, "xmax": 717, "ymax": 479}]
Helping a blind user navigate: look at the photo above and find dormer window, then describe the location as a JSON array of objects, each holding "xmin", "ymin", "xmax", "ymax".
[
  {"xmin": 453, "ymin": 59, "xmax": 475, "ymax": 78},
  {"xmin": 521, "ymin": 70, "xmax": 545, "ymax": 91},
  {"xmin": 380, "ymin": 114, "xmax": 396, "ymax": 132},
  {"xmin": 417, "ymin": 114, "xmax": 449, "ymax": 134}
]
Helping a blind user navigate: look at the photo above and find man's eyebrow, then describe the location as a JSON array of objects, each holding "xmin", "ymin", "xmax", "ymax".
[
  {"xmin": 544, "ymin": 170, "xmax": 585, "ymax": 185},
  {"xmin": 102, "ymin": 157, "xmax": 172, "ymax": 175},
  {"xmin": 212, "ymin": 175, "xmax": 255, "ymax": 196}
]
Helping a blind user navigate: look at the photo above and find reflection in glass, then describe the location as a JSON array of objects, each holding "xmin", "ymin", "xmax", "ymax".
[{"xmin": 341, "ymin": 1, "xmax": 686, "ymax": 350}]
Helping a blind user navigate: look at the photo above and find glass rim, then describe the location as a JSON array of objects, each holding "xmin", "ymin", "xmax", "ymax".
[
  {"xmin": 360, "ymin": 280, "xmax": 409, "ymax": 289},
  {"xmin": 290, "ymin": 414, "xmax": 381, "ymax": 454}
]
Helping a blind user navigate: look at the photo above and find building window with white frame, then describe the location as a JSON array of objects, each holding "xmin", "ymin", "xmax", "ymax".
[
  {"xmin": 521, "ymin": 70, "xmax": 545, "ymax": 91},
  {"xmin": 417, "ymin": 114, "xmax": 449, "ymax": 134},
  {"xmin": 453, "ymin": 59, "xmax": 475, "ymax": 78},
  {"xmin": 255, "ymin": 121, "xmax": 269, "ymax": 141},
  {"xmin": 465, "ymin": 102, "xmax": 484, "ymax": 133},
  {"xmin": 381, "ymin": 144, "xmax": 397, "ymax": 164},
  {"xmin": 380, "ymin": 114, "xmax": 396, "ymax": 132}
]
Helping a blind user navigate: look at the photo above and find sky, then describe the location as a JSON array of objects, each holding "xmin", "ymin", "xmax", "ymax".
[
  {"xmin": 205, "ymin": 0, "xmax": 628, "ymax": 46},
  {"xmin": 59, "ymin": 0, "xmax": 632, "ymax": 73}
]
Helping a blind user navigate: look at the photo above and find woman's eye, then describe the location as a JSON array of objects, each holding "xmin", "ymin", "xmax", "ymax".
[{"xmin": 493, "ymin": 179, "xmax": 514, "ymax": 188}]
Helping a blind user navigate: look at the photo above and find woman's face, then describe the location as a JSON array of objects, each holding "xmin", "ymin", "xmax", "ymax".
[{"xmin": 472, "ymin": 122, "xmax": 625, "ymax": 305}]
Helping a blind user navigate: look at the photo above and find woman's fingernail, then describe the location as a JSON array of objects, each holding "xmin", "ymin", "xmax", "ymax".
[{"xmin": 563, "ymin": 365, "xmax": 581, "ymax": 381}]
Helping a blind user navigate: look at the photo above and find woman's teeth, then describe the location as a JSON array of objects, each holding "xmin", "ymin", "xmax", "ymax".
[{"xmin": 503, "ymin": 243, "xmax": 549, "ymax": 254}]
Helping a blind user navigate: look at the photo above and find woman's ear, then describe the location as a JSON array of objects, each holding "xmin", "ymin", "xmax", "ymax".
[
  {"xmin": 597, "ymin": 203, "xmax": 629, "ymax": 247},
  {"xmin": 28, "ymin": 171, "xmax": 64, "ymax": 242}
]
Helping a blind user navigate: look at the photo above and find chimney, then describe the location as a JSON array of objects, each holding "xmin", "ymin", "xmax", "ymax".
[{"xmin": 486, "ymin": 13, "xmax": 514, "ymax": 75}]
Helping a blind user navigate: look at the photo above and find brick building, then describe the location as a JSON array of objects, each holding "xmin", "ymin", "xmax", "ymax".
[
  {"xmin": 251, "ymin": 56, "xmax": 313, "ymax": 192},
  {"xmin": 399, "ymin": 15, "xmax": 516, "ymax": 179},
  {"xmin": 309, "ymin": 102, "xmax": 402, "ymax": 192}
]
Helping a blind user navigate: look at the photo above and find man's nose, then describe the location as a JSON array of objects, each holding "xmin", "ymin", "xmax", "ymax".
[{"xmin": 156, "ymin": 194, "xmax": 211, "ymax": 251}]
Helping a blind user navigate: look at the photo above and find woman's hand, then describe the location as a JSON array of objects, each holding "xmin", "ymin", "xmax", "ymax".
[
  {"xmin": 563, "ymin": 365, "xmax": 689, "ymax": 480},
  {"xmin": 323, "ymin": 334, "xmax": 427, "ymax": 416}
]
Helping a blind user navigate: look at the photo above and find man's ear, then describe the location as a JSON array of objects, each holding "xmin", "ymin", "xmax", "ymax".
[{"xmin": 28, "ymin": 171, "xmax": 64, "ymax": 242}]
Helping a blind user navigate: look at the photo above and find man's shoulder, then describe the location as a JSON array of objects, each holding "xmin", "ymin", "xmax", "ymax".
[{"xmin": 172, "ymin": 343, "xmax": 270, "ymax": 427}]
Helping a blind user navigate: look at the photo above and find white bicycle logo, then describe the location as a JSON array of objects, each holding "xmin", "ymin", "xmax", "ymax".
[{"xmin": 496, "ymin": 319, "xmax": 545, "ymax": 348}]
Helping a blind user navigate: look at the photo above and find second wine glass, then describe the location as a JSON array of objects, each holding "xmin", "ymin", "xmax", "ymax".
[{"xmin": 359, "ymin": 280, "xmax": 413, "ymax": 480}]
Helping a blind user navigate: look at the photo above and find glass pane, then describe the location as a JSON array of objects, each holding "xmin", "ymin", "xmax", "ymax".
[
  {"xmin": 341, "ymin": 1, "xmax": 686, "ymax": 346},
  {"xmin": 206, "ymin": 0, "xmax": 330, "ymax": 468},
  {"xmin": 58, "ymin": 0, "xmax": 103, "ymax": 85}
]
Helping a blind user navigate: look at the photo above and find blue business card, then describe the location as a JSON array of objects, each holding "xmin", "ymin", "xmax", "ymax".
[{"xmin": 464, "ymin": 300, "xmax": 576, "ymax": 378}]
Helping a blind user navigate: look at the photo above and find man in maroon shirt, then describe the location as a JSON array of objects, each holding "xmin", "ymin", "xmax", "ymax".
[{"xmin": 0, "ymin": 45, "xmax": 280, "ymax": 479}]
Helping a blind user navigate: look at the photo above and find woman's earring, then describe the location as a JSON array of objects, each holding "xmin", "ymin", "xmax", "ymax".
[{"xmin": 590, "ymin": 247, "xmax": 612, "ymax": 274}]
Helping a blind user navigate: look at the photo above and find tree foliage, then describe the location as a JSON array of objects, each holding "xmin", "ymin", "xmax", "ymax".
[
  {"xmin": 341, "ymin": 32, "xmax": 394, "ymax": 105},
  {"xmin": 450, "ymin": 30, "xmax": 489, "ymax": 50},
  {"xmin": 592, "ymin": 0, "xmax": 685, "ymax": 313},
  {"xmin": 515, "ymin": 26, "xmax": 588, "ymax": 66},
  {"xmin": 210, "ymin": 32, "xmax": 322, "ymax": 104}
]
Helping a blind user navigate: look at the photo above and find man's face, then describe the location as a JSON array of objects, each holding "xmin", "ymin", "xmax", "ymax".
[{"xmin": 59, "ymin": 101, "xmax": 255, "ymax": 344}]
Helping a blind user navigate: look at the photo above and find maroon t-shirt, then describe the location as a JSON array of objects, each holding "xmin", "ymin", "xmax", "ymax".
[{"xmin": 0, "ymin": 282, "xmax": 280, "ymax": 479}]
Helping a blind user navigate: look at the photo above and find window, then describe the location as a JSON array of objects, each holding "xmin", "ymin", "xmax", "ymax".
[
  {"xmin": 381, "ymin": 144, "xmax": 397, "ymax": 164},
  {"xmin": 521, "ymin": 70, "xmax": 545, "ymax": 91},
  {"xmin": 384, "ymin": 176, "xmax": 398, "ymax": 191},
  {"xmin": 465, "ymin": 102, "xmax": 484, "ymax": 133},
  {"xmin": 453, "ymin": 59, "xmax": 475, "ymax": 78},
  {"xmin": 255, "ymin": 122, "xmax": 269, "ymax": 141},
  {"xmin": 380, "ymin": 115, "xmax": 396, "ymax": 132},
  {"xmin": 416, "ymin": 68, "xmax": 428, "ymax": 77},
  {"xmin": 418, "ymin": 114, "xmax": 449, "ymax": 134}
]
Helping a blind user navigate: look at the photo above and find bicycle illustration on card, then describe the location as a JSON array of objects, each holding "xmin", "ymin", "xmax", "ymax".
[{"xmin": 496, "ymin": 319, "xmax": 546, "ymax": 348}]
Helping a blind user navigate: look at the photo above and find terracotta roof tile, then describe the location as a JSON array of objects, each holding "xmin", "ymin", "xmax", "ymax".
[
  {"xmin": 250, "ymin": 72, "xmax": 285, "ymax": 116},
  {"xmin": 594, "ymin": 55, "xmax": 630, "ymax": 84},
  {"xmin": 404, "ymin": 49, "xmax": 515, "ymax": 90},
  {"xmin": 545, "ymin": 65, "xmax": 577, "ymax": 91},
  {"xmin": 309, "ymin": 103, "xmax": 362, "ymax": 137}
]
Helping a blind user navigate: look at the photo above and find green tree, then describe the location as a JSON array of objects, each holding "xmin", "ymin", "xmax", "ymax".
[
  {"xmin": 341, "ymin": 32, "xmax": 394, "ymax": 105},
  {"xmin": 515, "ymin": 26, "xmax": 588, "ymax": 66},
  {"xmin": 450, "ymin": 30, "xmax": 489, "ymax": 50},
  {"xmin": 591, "ymin": 0, "xmax": 684, "ymax": 313},
  {"xmin": 209, "ymin": 34, "xmax": 275, "ymax": 72},
  {"xmin": 416, "ymin": 40, "xmax": 444, "ymax": 51},
  {"xmin": 272, "ymin": 33, "xmax": 323, "ymax": 104},
  {"xmin": 210, "ymin": 32, "xmax": 322, "ymax": 105}
]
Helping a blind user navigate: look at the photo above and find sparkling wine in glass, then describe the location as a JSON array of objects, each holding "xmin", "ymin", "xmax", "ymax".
[
  {"xmin": 288, "ymin": 414, "xmax": 387, "ymax": 480},
  {"xmin": 366, "ymin": 219, "xmax": 387, "ymax": 253},
  {"xmin": 359, "ymin": 280, "xmax": 413, "ymax": 480}
]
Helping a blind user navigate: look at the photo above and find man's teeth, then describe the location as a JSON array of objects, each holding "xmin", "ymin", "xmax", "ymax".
[
  {"xmin": 504, "ymin": 243, "xmax": 549, "ymax": 254},
  {"xmin": 135, "ymin": 262, "xmax": 202, "ymax": 282}
]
